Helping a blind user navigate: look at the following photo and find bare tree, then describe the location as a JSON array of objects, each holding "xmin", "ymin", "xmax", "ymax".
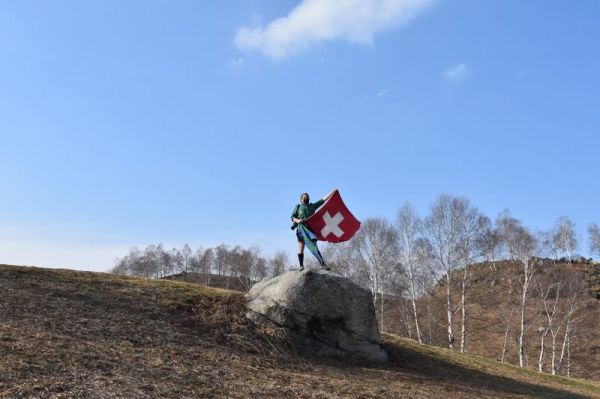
[
  {"xmin": 553, "ymin": 278, "xmax": 584, "ymax": 376},
  {"xmin": 269, "ymin": 251, "xmax": 289, "ymax": 277},
  {"xmin": 111, "ymin": 252, "xmax": 132, "ymax": 275},
  {"xmin": 479, "ymin": 226, "xmax": 502, "ymax": 271},
  {"xmin": 538, "ymin": 230, "xmax": 560, "ymax": 262},
  {"xmin": 500, "ymin": 278, "xmax": 518, "ymax": 363},
  {"xmin": 422, "ymin": 194, "xmax": 467, "ymax": 350},
  {"xmin": 181, "ymin": 244, "xmax": 192, "ymax": 278},
  {"xmin": 156, "ymin": 244, "xmax": 171, "ymax": 278},
  {"xmin": 140, "ymin": 244, "xmax": 159, "ymax": 278},
  {"xmin": 588, "ymin": 223, "xmax": 600, "ymax": 257},
  {"xmin": 497, "ymin": 211, "xmax": 538, "ymax": 367},
  {"xmin": 536, "ymin": 280, "xmax": 562, "ymax": 372},
  {"xmin": 553, "ymin": 217, "xmax": 578, "ymax": 263},
  {"xmin": 198, "ymin": 248, "xmax": 215, "ymax": 285},
  {"xmin": 237, "ymin": 247, "xmax": 256, "ymax": 288},
  {"xmin": 250, "ymin": 249, "xmax": 269, "ymax": 282},
  {"xmin": 214, "ymin": 244, "xmax": 228, "ymax": 276},
  {"xmin": 414, "ymin": 238, "xmax": 436, "ymax": 344},
  {"xmin": 322, "ymin": 241, "xmax": 357, "ymax": 278},
  {"xmin": 395, "ymin": 203, "xmax": 423, "ymax": 344},
  {"xmin": 457, "ymin": 210, "xmax": 490, "ymax": 353},
  {"xmin": 350, "ymin": 217, "xmax": 401, "ymax": 332}
]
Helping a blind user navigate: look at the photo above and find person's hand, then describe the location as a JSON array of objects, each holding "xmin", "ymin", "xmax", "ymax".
[{"xmin": 324, "ymin": 188, "xmax": 337, "ymax": 200}]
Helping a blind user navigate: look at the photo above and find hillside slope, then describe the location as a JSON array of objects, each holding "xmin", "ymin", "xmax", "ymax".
[
  {"xmin": 383, "ymin": 260, "xmax": 600, "ymax": 380},
  {"xmin": 1, "ymin": 264, "xmax": 599, "ymax": 398}
]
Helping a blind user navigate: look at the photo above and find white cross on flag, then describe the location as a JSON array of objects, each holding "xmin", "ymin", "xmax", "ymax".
[{"xmin": 305, "ymin": 190, "xmax": 361, "ymax": 243}]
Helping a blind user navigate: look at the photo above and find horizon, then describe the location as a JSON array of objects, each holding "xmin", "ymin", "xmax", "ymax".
[{"xmin": 2, "ymin": 0, "xmax": 600, "ymax": 272}]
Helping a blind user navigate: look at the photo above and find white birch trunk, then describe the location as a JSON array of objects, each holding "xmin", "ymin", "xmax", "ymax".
[
  {"xmin": 460, "ymin": 268, "xmax": 467, "ymax": 353},
  {"xmin": 446, "ymin": 271, "xmax": 454, "ymax": 350},
  {"xmin": 551, "ymin": 329, "xmax": 560, "ymax": 375},
  {"xmin": 518, "ymin": 258, "xmax": 533, "ymax": 368},
  {"xmin": 501, "ymin": 326, "xmax": 510, "ymax": 363},
  {"xmin": 518, "ymin": 285, "xmax": 527, "ymax": 367},
  {"xmin": 567, "ymin": 333, "xmax": 571, "ymax": 377},
  {"xmin": 409, "ymin": 275, "xmax": 422, "ymax": 344},
  {"xmin": 538, "ymin": 329, "xmax": 547, "ymax": 372}
]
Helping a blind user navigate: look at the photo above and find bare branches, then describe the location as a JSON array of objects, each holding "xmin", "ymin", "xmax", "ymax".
[
  {"xmin": 396, "ymin": 203, "xmax": 423, "ymax": 343},
  {"xmin": 112, "ymin": 243, "xmax": 287, "ymax": 289},
  {"xmin": 349, "ymin": 217, "xmax": 402, "ymax": 332},
  {"xmin": 496, "ymin": 211, "xmax": 538, "ymax": 368},
  {"xmin": 589, "ymin": 223, "xmax": 600, "ymax": 256},
  {"xmin": 553, "ymin": 217, "xmax": 578, "ymax": 263}
]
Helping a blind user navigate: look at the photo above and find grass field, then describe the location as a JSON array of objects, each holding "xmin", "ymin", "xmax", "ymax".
[{"xmin": 1, "ymin": 264, "xmax": 599, "ymax": 398}]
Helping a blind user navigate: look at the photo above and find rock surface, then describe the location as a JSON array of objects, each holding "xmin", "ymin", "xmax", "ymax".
[{"xmin": 245, "ymin": 269, "xmax": 388, "ymax": 362}]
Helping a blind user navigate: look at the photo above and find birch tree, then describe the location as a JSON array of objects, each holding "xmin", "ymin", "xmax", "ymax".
[
  {"xmin": 395, "ymin": 203, "xmax": 423, "ymax": 344},
  {"xmin": 323, "ymin": 241, "xmax": 356, "ymax": 278},
  {"xmin": 552, "ymin": 217, "xmax": 578, "ymax": 263},
  {"xmin": 170, "ymin": 247, "xmax": 183, "ymax": 275},
  {"xmin": 497, "ymin": 212, "xmax": 538, "ymax": 367},
  {"xmin": 457, "ymin": 210, "xmax": 489, "ymax": 353},
  {"xmin": 181, "ymin": 244, "xmax": 192, "ymax": 276},
  {"xmin": 536, "ymin": 280, "xmax": 562, "ymax": 373},
  {"xmin": 422, "ymin": 194, "xmax": 467, "ymax": 350},
  {"xmin": 214, "ymin": 244, "xmax": 228, "ymax": 276},
  {"xmin": 252, "ymin": 255, "xmax": 268, "ymax": 281},
  {"xmin": 479, "ymin": 226, "xmax": 501, "ymax": 271},
  {"xmin": 589, "ymin": 223, "xmax": 600, "ymax": 257},
  {"xmin": 269, "ymin": 251, "xmax": 289, "ymax": 277},
  {"xmin": 500, "ymin": 278, "xmax": 518, "ymax": 363},
  {"xmin": 553, "ymin": 278, "xmax": 583, "ymax": 376},
  {"xmin": 414, "ymin": 237, "xmax": 436, "ymax": 344},
  {"xmin": 538, "ymin": 230, "xmax": 560, "ymax": 262},
  {"xmin": 350, "ymin": 217, "xmax": 401, "ymax": 332}
]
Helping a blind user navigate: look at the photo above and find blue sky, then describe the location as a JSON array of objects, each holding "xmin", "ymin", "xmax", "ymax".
[{"xmin": 1, "ymin": 0, "xmax": 599, "ymax": 270}]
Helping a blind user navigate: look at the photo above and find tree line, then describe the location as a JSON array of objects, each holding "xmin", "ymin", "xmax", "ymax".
[
  {"xmin": 319, "ymin": 194, "xmax": 599, "ymax": 377},
  {"xmin": 111, "ymin": 243, "xmax": 290, "ymax": 289}
]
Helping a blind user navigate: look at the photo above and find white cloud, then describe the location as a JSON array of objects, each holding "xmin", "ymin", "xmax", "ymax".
[
  {"xmin": 376, "ymin": 88, "xmax": 389, "ymax": 98},
  {"xmin": 444, "ymin": 63, "xmax": 470, "ymax": 80},
  {"xmin": 235, "ymin": 0, "xmax": 437, "ymax": 60}
]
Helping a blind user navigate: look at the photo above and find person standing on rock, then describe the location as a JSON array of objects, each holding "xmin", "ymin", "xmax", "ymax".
[{"xmin": 291, "ymin": 190, "xmax": 336, "ymax": 271}]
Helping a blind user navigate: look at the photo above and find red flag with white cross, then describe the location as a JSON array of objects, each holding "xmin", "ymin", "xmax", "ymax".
[{"xmin": 305, "ymin": 190, "xmax": 361, "ymax": 243}]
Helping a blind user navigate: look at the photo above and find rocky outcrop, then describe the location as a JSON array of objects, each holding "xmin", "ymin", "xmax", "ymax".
[{"xmin": 245, "ymin": 269, "xmax": 388, "ymax": 362}]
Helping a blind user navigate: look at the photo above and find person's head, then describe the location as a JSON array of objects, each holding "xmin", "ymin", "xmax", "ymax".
[{"xmin": 300, "ymin": 193, "xmax": 309, "ymax": 204}]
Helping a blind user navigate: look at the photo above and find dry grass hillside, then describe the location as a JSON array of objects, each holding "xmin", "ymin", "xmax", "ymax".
[
  {"xmin": 1, "ymin": 264, "xmax": 600, "ymax": 398},
  {"xmin": 385, "ymin": 260, "xmax": 600, "ymax": 381}
]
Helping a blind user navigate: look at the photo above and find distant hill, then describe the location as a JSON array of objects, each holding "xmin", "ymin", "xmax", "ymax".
[
  {"xmin": 1, "ymin": 264, "xmax": 599, "ymax": 398},
  {"xmin": 384, "ymin": 260, "xmax": 600, "ymax": 381}
]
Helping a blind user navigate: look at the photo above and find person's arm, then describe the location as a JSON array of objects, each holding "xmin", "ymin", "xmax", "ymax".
[
  {"xmin": 291, "ymin": 205, "xmax": 300, "ymax": 223},
  {"xmin": 311, "ymin": 189, "xmax": 337, "ymax": 210},
  {"xmin": 291, "ymin": 205, "xmax": 306, "ymax": 223}
]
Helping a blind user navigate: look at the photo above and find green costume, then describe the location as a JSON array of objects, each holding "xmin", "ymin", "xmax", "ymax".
[
  {"xmin": 290, "ymin": 199, "xmax": 325, "ymax": 222},
  {"xmin": 291, "ymin": 198, "xmax": 327, "ymax": 267}
]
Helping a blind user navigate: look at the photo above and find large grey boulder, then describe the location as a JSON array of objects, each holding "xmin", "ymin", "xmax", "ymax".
[{"xmin": 245, "ymin": 269, "xmax": 388, "ymax": 362}]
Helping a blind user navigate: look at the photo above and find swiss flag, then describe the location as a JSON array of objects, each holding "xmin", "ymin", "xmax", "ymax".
[{"xmin": 305, "ymin": 190, "xmax": 361, "ymax": 243}]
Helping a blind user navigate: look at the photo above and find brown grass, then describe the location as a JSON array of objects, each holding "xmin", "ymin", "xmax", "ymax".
[{"xmin": 1, "ymin": 264, "xmax": 599, "ymax": 398}]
